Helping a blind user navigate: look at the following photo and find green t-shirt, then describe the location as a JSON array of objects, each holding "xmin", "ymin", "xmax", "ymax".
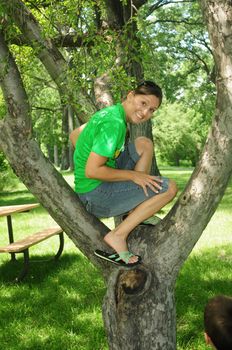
[{"xmin": 74, "ymin": 103, "xmax": 127, "ymax": 193}]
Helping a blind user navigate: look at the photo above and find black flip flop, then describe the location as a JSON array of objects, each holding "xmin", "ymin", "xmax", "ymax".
[{"xmin": 94, "ymin": 249, "xmax": 141, "ymax": 267}]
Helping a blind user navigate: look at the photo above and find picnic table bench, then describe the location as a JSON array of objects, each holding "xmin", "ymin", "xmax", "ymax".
[{"xmin": 0, "ymin": 204, "xmax": 64, "ymax": 282}]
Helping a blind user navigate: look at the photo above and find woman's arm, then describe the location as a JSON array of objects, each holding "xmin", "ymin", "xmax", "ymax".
[
  {"xmin": 69, "ymin": 123, "xmax": 87, "ymax": 147},
  {"xmin": 85, "ymin": 152, "xmax": 134, "ymax": 182},
  {"xmin": 85, "ymin": 152, "xmax": 162, "ymax": 196}
]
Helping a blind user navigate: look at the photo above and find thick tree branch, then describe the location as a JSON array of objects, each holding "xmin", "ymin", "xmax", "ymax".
[
  {"xmin": 94, "ymin": 74, "xmax": 114, "ymax": 109},
  {"xmin": 0, "ymin": 31, "xmax": 31, "ymax": 133}
]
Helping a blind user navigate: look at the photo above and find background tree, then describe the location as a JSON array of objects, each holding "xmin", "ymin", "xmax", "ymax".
[
  {"xmin": 1, "ymin": 0, "xmax": 232, "ymax": 349},
  {"xmin": 154, "ymin": 102, "xmax": 208, "ymax": 166}
]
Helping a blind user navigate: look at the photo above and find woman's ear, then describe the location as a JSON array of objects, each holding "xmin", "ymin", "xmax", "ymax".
[{"xmin": 126, "ymin": 91, "xmax": 135, "ymax": 102}]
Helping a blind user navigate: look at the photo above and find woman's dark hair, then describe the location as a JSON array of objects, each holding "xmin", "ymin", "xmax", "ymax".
[
  {"xmin": 204, "ymin": 295, "xmax": 232, "ymax": 350},
  {"xmin": 134, "ymin": 80, "xmax": 163, "ymax": 106}
]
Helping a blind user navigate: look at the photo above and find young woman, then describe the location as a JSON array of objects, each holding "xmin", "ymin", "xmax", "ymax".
[{"xmin": 70, "ymin": 81, "xmax": 178, "ymax": 266}]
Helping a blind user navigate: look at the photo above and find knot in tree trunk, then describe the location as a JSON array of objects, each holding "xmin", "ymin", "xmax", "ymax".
[{"xmin": 116, "ymin": 268, "xmax": 147, "ymax": 299}]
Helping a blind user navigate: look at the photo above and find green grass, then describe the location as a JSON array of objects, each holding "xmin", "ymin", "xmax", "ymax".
[{"xmin": 0, "ymin": 168, "xmax": 232, "ymax": 349}]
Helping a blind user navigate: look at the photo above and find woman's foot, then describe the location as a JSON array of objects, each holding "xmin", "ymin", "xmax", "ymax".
[{"xmin": 103, "ymin": 231, "xmax": 139, "ymax": 264}]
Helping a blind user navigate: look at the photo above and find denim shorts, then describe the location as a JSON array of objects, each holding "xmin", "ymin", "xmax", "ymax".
[{"xmin": 78, "ymin": 143, "xmax": 169, "ymax": 218}]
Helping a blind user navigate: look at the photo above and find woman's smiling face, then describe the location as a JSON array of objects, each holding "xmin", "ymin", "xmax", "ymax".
[{"xmin": 123, "ymin": 92, "xmax": 160, "ymax": 124}]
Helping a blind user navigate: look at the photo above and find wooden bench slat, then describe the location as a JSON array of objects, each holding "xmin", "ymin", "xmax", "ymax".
[
  {"xmin": 0, "ymin": 204, "xmax": 39, "ymax": 217},
  {"xmin": 0, "ymin": 226, "xmax": 63, "ymax": 253}
]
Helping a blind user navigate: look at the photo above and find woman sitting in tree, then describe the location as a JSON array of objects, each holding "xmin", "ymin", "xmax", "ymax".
[{"xmin": 70, "ymin": 81, "xmax": 177, "ymax": 267}]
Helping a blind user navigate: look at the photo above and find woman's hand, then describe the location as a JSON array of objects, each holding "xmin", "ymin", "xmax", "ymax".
[{"xmin": 132, "ymin": 172, "xmax": 163, "ymax": 196}]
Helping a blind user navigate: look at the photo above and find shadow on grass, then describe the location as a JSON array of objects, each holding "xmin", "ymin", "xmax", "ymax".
[
  {"xmin": 176, "ymin": 245, "xmax": 232, "ymax": 349},
  {"xmin": 0, "ymin": 245, "xmax": 231, "ymax": 349},
  {"xmin": 0, "ymin": 252, "xmax": 107, "ymax": 350},
  {"xmin": 0, "ymin": 191, "xmax": 37, "ymax": 206},
  {"xmin": 0, "ymin": 253, "xmax": 67, "ymax": 284}
]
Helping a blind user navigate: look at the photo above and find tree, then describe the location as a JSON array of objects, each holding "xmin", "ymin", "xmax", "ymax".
[
  {"xmin": 140, "ymin": 0, "xmax": 216, "ymax": 146},
  {"xmin": 0, "ymin": 0, "xmax": 232, "ymax": 349},
  {"xmin": 154, "ymin": 102, "xmax": 205, "ymax": 166}
]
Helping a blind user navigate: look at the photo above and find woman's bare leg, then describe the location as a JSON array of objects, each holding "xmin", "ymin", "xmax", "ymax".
[
  {"xmin": 104, "ymin": 180, "xmax": 178, "ymax": 262},
  {"xmin": 104, "ymin": 137, "xmax": 178, "ymax": 262}
]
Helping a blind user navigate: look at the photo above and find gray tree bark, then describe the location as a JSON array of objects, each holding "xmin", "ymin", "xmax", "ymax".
[{"xmin": 0, "ymin": 1, "xmax": 232, "ymax": 349}]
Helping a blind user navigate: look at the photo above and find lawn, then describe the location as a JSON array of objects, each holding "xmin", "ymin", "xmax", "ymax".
[{"xmin": 0, "ymin": 168, "xmax": 231, "ymax": 349}]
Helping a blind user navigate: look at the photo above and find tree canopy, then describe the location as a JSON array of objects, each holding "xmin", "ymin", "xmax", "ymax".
[{"xmin": 0, "ymin": 0, "xmax": 215, "ymax": 169}]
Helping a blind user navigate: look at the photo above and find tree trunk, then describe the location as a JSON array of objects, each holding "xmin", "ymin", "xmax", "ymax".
[
  {"xmin": 103, "ymin": 266, "xmax": 176, "ymax": 349},
  {"xmin": 68, "ymin": 105, "xmax": 74, "ymax": 171},
  {"xmin": 46, "ymin": 144, "xmax": 54, "ymax": 163},
  {"xmin": 54, "ymin": 144, "xmax": 59, "ymax": 167},
  {"xmin": 60, "ymin": 106, "xmax": 70, "ymax": 170}
]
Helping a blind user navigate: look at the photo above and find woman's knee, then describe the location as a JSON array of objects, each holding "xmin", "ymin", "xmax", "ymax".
[{"xmin": 135, "ymin": 137, "xmax": 153, "ymax": 155}]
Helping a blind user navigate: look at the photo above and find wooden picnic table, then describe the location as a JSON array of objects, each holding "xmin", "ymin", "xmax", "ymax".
[
  {"xmin": 0, "ymin": 203, "xmax": 40, "ymax": 217},
  {"xmin": 0, "ymin": 203, "xmax": 64, "ymax": 282},
  {"xmin": 0, "ymin": 203, "xmax": 40, "ymax": 261}
]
